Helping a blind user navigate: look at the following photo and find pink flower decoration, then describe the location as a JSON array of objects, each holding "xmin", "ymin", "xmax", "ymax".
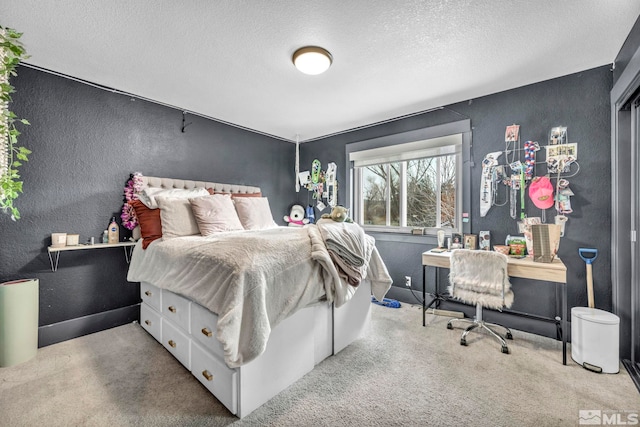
[{"xmin": 120, "ymin": 172, "xmax": 143, "ymax": 230}]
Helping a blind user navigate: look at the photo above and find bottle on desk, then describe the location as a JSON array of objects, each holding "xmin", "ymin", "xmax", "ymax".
[{"xmin": 107, "ymin": 217, "xmax": 119, "ymax": 244}]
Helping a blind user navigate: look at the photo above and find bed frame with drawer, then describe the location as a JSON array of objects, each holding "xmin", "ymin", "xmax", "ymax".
[{"xmin": 134, "ymin": 177, "xmax": 372, "ymax": 418}]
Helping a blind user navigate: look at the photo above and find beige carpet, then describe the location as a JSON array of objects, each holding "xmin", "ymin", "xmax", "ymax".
[{"xmin": 1, "ymin": 304, "xmax": 638, "ymax": 426}]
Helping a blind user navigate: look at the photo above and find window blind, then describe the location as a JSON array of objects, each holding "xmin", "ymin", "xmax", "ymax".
[{"xmin": 349, "ymin": 133, "xmax": 462, "ymax": 167}]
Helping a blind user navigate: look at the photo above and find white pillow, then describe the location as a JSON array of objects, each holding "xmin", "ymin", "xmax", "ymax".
[
  {"xmin": 189, "ymin": 194, "xmax": 244, "ymax": 235},
  {"xmin": 156, "ymin": 196, "xmax": 201, "ymax": 238},
  {"xmin": 234, "ymin": 197, "xmax": 278, "ymax": 230},
  {"xmin": 138, "ymin": 187, "xmax": 209, "ymax": 209}
]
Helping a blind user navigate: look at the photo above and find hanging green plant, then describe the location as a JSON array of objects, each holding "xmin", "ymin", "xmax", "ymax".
[{"xmin": 0, "ymin": 25, "xmax": 31, "ymax": 220}]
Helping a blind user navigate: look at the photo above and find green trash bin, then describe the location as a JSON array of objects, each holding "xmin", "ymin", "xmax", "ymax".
[{"xmin": 0, "ymin": 278, "xmax": 39, "ymax": 367}]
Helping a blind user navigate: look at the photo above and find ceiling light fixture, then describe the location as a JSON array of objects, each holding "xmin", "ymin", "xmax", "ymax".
[{"xmin": 292, "ymin": 46, "xmax": 332, "ymax": 75}]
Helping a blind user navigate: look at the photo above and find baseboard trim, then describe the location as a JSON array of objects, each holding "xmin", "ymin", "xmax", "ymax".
[
  {"xmin": 38, "ymin": 304, "xmax": 140, "ymax": 348},
  {"xmin": 385, "ymin": 285, "xmax": 426, "ymax": 306},
  {"xmin": 388, "ymin": 286, "xmax": 564, "ymax": 340}
]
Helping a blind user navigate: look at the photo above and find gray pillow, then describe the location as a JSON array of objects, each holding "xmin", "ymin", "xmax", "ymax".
[{"xmin": 156, "ymin": 196, "xmax": 201, "ymax": 238}]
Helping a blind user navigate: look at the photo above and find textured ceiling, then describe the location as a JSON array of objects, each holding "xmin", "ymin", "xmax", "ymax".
[{"xmin": 1, "ymin": 1, "xmax": 639, "ymax": 142}]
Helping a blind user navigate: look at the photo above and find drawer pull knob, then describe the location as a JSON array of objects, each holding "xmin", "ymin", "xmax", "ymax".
[
  {"xmin": 168, "ymin": 340, "xmax": 176, "ymax": 348},
  {"xmin": 144, "ymin": 320, "xmax": 151, "ymax": 326},
  {"xmin": 168, "ymin": 306, "xmax": 176, "ymax": 313},
  {"xmin": 202, "ymin": 370, "xmax": 213, "ymax": 381},
  {"xmin": 144, "ymin": 291, "xmax": 152, "ymax": 296},
  {"xmin": 201, "ymin": 327, "xmax": 213, "ymax": 337}
]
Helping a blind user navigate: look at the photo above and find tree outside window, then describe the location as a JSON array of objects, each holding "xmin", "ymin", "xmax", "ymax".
[{"xmin": 361, "ymin": 154, "xmax": 456, "ymax": 229}]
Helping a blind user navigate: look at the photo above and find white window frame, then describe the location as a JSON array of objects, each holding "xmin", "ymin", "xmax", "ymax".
[{"xmin": 345, "ymin": 119, "xmax": 471, "ymax": 236}]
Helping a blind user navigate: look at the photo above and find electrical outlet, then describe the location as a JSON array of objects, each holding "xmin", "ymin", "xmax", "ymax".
[{"xmin": 404, "ymin": 276, "xmax": 411, "ymax": 287}]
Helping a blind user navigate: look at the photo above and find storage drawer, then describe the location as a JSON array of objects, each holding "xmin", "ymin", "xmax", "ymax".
[
  {"xmin": 162, "ymin": 318, "xmax": 191, "ymax": 370},
  {"xmin": 162, "ymin": 290, "xmax": 191, "ymax": 333},
  {"xmin": 140, "ymin": 282, "xmax": 161, "ymax": 312},
  {"xmin": 140, "ymin": 303, "xmax": 162, "ymax": 343},
  {"xmin": 191, "ymin": 341, "xmax": 237, "ymax": 415},
  {"xmin": 190, "ymin": 302, "xmax": 225, "ymax": 359}
]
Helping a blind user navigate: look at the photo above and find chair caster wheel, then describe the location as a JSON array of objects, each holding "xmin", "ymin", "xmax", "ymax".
[
  {"xmin": 501, "ymin": 345, "xmax": 509, "ymax": 354},
  {"xmin": 506, "ymin": 332, "xmax": 513, "ymax": 340},
  {"xmin": 447, "ymin": 323, "xmax": 453, "ymax": 330},
  {"xmin": 460, "ymin": 338, "xmax": 467, "ymax": 346}
]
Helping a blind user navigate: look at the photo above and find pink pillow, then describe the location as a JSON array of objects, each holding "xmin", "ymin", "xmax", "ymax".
[
  {"xmin": 189, "ymin": 194, "xmax": 244, "ymax": 235},
  {"xmin": 233, "ymin": 197, "xmax": 278, "ymax": 230}
]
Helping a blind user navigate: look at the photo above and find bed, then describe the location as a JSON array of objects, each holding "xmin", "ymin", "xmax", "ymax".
[{"xmin": 125, "ymin": 176, "xmax": 392, "ymax": 418}]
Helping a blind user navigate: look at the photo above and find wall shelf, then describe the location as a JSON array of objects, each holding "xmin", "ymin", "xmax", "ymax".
[{"xmin": 47, "ymin": 241, "xmax": 136, "ymax": 271}]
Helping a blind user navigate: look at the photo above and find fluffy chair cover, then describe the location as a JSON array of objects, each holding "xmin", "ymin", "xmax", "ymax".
[{"xmin": 447, "ymin": 249, "xmax": 514, "ymax": 310}]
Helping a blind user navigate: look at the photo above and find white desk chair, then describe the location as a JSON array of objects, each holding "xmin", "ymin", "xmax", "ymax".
[{"xmin": 446, "ymin": 249, "xmax": 514, "ymax": 353}]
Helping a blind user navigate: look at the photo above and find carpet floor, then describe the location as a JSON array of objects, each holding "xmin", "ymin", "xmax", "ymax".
[{"xmin": 1, "ymin": 303, "xmax": 638, "ymax": 426}]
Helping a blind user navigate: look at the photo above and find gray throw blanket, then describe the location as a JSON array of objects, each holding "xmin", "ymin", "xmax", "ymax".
[
  {"xmin": 317, "ymin": 219, "xmax": 370, "ymax": 267},
  {"xmin": 317, "ymin": 219, "xmax": 374, "ymax": 286}
]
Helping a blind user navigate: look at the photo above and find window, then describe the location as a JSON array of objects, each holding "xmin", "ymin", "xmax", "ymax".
[{"xmin": 345, "ymin": 119, "xmax": 470, "ymax": 236}]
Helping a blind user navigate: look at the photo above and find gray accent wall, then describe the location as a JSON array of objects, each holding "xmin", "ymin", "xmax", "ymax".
[
  {"xmin": 0, "ymin": 66, "xmax": 294, "ymax": 346},
  {"xmin": 301, "ymin": 66, "xmax": 613, "ymax": 339},
  {"xmin": 1, "ymin": 63, "xmax": 614, "ymax": 348}
]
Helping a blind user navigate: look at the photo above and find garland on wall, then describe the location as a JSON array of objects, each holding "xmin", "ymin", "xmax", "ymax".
[
  {"xmin": 121, "ymin": 172, "xmax": 143, "ymax": 230},
  {"xmin": 0, "ymin": 25, "xmax": 31, "ymax": 220}
]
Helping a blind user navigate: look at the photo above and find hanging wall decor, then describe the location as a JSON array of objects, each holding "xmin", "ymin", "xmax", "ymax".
[
  {"xmin": 545, "ymin": 143, "xmax": 578, "ymax": 174},
  {"xmin": 549, "ymin": 127, "xmax": 567, "ymax": 145},
  {"xmin": 300, "ymin": 159, "xmax": 338, "ymax": 211},
  {"xmin": 523, "ymin": 141, "xmax": 540, "ymax": 180},
  {"xmin": 480, "ymin": 151, "xmax": 502, "ymax": 217},
  {"xmin": 505, "ymin": 124, "xmax": 520, "ymax": 142},
  {"xmin": 480, "ymin": 123, "xmax": 581, "ymax": 240},
  {"xmin": 294, "ymin": 135, "xmax": 300, "ymax": 192}
]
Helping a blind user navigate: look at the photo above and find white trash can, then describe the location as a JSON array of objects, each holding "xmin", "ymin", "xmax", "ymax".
[
  {"xmin": 571, "ymin": 306, "xmax": 619, "ymax": 374},
  {"xmin": 0, "ymin": 279, "xmax": 39, "ymax": 367}
]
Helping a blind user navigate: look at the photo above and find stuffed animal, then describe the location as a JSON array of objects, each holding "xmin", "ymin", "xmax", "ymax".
[
  {"xmin": 284, "ymin": 204, "xmax": 309, "ymax": 227},
  {"xmin": 321, "ymin": 205, "xmax": 353, "ymax": 223}
]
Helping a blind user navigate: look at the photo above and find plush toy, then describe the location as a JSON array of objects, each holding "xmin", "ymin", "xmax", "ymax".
[
  {"xmin": 284, "ymin": 204, "xmax": 309, "ymax": 227},
  {"xmin": 321, "ymin": 205, "xmax": 353, "ymax": 223}
]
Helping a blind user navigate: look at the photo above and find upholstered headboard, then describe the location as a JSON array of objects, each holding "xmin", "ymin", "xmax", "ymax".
[{"xmin": 140, "ymin": 176, "xmax": 261, "ymax": 195}]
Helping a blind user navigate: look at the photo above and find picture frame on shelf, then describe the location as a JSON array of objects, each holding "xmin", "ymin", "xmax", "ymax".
[
  {"xmin": 464, "ymin": 234, "xmax": 477, "ymax": 250},
  {"xmin": 479, "ymin": 231, "xmax": 491, "ymax": 250},
  {"xmin": 451, "ymin": 233, "xmax": 463, "ymax": 249}
]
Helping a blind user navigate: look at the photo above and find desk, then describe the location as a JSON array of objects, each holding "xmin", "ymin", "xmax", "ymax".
[{"xmin": 422, "ymin": 250, "xmax": 568, "ymax": 364}]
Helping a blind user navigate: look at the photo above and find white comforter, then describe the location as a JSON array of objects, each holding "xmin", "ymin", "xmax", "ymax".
[{"xmin": 127, "ymin": 225, "xmax": 391, "ymax": 368}]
